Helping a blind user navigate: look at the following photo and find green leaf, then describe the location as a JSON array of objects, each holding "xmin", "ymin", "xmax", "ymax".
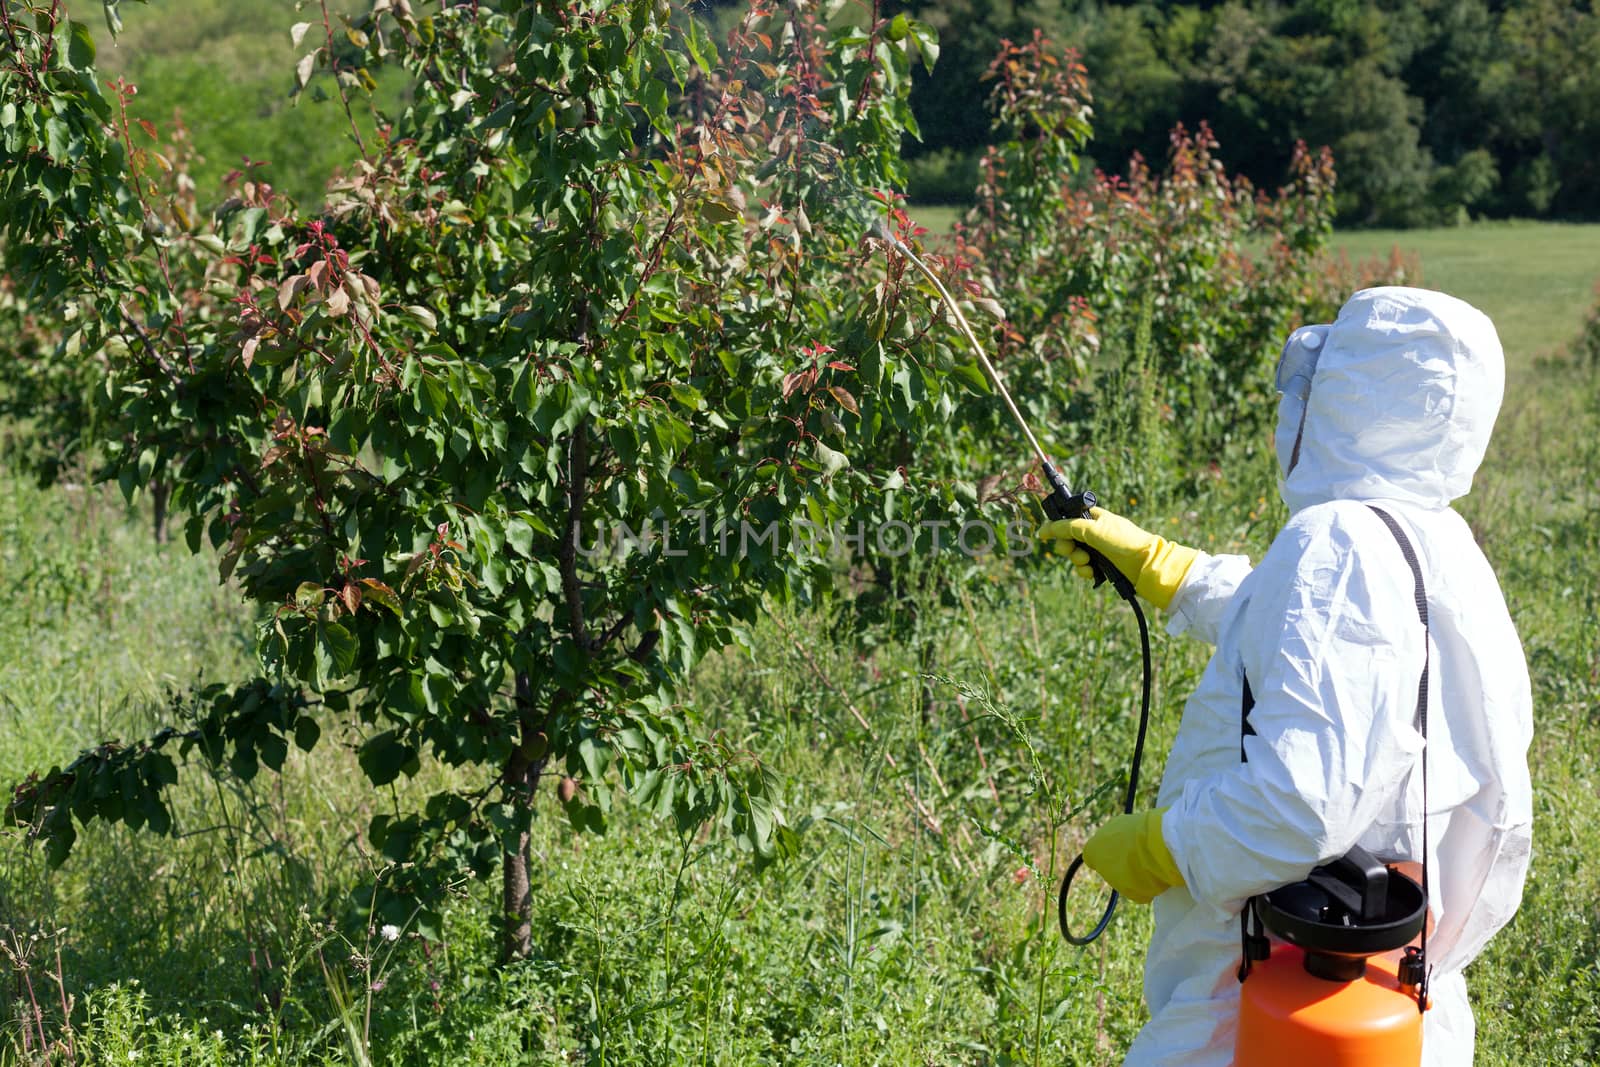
[
  {"xmin": 259, "ymin": 731, "xmax": 289, "ymax": 772},
  {"xmin": 813, "ymin": 440, "xmax": 849, "ymax": 480},
  {"xmin": 640, "ymin": 77, "xmax": 671, "ymax": 136},
  {"xmin": 358, "ymin": 730, "xmax": 414, "ymax": 787},
  {"xmin": 700, "ymin": 197, "xmax": 740, "ymax": 223},
  {"xmin": 577, "ymin": 736, "xmax": 606, "ymax": 780},
  {"xmin": 294, "ymin": 716, "xmax": 322, "ymax": 752},
  {"xmin": 505, "ymin": 517, "xmax": 534, "ymax": 557},
  {"xmin": 909, "ymin": 20, "xmax": 939, "ymax": 73},
  {"xmin": 950, "ymin": 361, "xmax": 991, "ymax": 394},
  {"xmin": 44, "ymin": 118, "xmax": 72, "ymax": 163},
  {"xmin": 320, "ymin": 622, "xmax": 358, "ymax": 676},
  {"xmin": 749, "ymin": 796, "xmax": 776, "ymax": 855},
  {"xmin": 46, "ymin": 818, "xmax": 77, "ymax": 868},
  {"xmin": 402, "ymin": 305, "xmax": 438, "ymax": 332},
  {"xmin": 684, "ymin": 14, "xmax": 718, "ymax": 75},
  {"xmin": 358, "ymin": 579, "xmax": 402, "ymax": 616},
  {"xmin": 146, "ymin": 752, "xmax": 178, "ymax": 787},
  {"xmin": 668, "ymin": 382, "xmax": 704, "ymax": 411},
  {"xmin": 144, "ymin": 797, "xmax": 172, "ymax": 835},
  {"xmin": 67, "ymin": 20, "xmax": 96, "ymax": 70},
  {"xmin": 651, "ymin": 413, "xmax": 692, "ymax": 457}
]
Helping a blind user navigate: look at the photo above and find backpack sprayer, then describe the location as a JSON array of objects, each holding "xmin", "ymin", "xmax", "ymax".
[
  {"xmin": 878, "ymin": 225, "xmax": 1434, "ymax": 1067},
  {"xmin": 870, "ymin": 222, "xmax": 1153, "ymax": 946}
]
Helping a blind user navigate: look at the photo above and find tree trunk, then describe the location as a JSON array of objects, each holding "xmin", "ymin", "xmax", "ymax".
[
  {"xmin": 150, "ymin": 478, "xmax": 170, "ymax": 544},
  {"xmin": 499, "ymin": 788, "xmax": 533, "ymax": 963},
  {"xmin": 499, "ymin": 676, "xmax": 548, "ymax": 964}
]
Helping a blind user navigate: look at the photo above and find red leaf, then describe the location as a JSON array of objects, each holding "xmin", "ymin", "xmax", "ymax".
[
  {"xmin": 827, "ymin": 385, "xmax": 859, "ymax": 415},
  {"xmin": 277, "ymin": 274, "xmax": 307, "ymax": 311},
  {"xmin": 781, "ymin": 367, "xmax": 818, "ymax": 400},
  {"xmin": 826, "ymin": 361, "xmax": 855, "ymax": 372},
  {"xmin": 138, "ymin": 119, "xmax": 158, "ymax": 140}
]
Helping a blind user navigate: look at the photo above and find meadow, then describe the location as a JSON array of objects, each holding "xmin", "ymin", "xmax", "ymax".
[
  {"xmin": 4, "ymin": 4, "xmax": 1599, "ymax": 1062},
  {"xmin": 3, "ymin": 221, "xmax": 1598, "ymax": 1063}
]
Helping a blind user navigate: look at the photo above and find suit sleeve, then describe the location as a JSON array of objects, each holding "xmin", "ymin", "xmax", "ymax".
[
  {"xmin": 1161, "ymin": 510, "xmax": 1427, "ymax": 912},
  {"xmin": 1164, "ymin": 550, "xmax": 1254, "ymax": 646}
]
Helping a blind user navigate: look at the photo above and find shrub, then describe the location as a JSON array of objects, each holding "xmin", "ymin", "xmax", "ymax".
[
  {"xmin": 954, "ymin": 32, "xmax": 1341, "ymax": 473},
  {"xmin": 1576, "ymin": 282, "xmax": 1600, "ymax": 366}
]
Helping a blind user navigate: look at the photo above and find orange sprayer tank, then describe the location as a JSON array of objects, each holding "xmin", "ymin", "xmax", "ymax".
[
  {"xmin": 1235, "ymin": 944, "xmax": 1422, "ymax": 1067},
  {"xmin": 1234, "ymin": 846, "xmax": 1428, "ymax": 1067}
]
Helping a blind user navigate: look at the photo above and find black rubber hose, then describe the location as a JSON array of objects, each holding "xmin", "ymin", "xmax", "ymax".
[{"xmin": 1058, "ymin": 582, "xmax": 1154, "ymax": 945}]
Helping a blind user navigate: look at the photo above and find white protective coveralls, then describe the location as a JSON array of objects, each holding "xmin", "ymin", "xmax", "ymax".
[{"xmin": 1128, "ymin": 287, "xmax": 1534, "ymax": 1065}]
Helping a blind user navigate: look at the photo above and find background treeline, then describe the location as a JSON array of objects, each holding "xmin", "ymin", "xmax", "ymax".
[
  {"xmin": 81, "ymin": 0, "xmax": 1600, "ymax": 227},
  {"xmin": 859, "ymin": 0, "xmax": 1600, "ymax": 227}
]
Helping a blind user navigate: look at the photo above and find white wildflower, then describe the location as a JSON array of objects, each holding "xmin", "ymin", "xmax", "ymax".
[{"xmin": 380, "ymin": 923, "xmax": 401, "ymax": 942}]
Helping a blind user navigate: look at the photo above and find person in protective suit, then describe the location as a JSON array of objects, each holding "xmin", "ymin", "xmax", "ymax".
[{"xmin": 1040, "ymin": 286, "xmax": 1533, "ymax": 1066}]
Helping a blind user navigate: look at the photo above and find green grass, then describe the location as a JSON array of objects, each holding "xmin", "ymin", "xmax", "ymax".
[
  {"xmin": 4, "ymin": 231, "xmax": 1599, "ymax": 1063},
  {"xmin": 907, "ymin": 203, "xmax": 965, "ymax": 237},
  {"xmin": 1330, "ymin": 221, "xmax": 1600, "ymax": 361}
]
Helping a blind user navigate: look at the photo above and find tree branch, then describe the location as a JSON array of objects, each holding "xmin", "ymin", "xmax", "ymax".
[{"xmin": 558, "ymin": 418, "xmax": 591, "ymax": 649}]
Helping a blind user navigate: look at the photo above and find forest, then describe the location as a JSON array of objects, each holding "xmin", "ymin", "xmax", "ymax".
[{"xmin": 859, "ymin": 0, "xmax": 1600, "ymax": 226}]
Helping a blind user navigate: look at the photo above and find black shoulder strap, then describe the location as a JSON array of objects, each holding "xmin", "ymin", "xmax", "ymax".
[
  {"xmin": 1366, "ymin": 505, "xmax": 1431, "ymax": 1008},
  {"xmin": 1240, "ymin": 677, "xmax": 1255, "ymax": 762}
]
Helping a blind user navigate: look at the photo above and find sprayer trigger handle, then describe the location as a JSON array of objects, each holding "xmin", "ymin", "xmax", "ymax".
[
  {"xmin": 1042, "ymin": 488, "xmax": 1134, "ymax": 597},
  {"xmin": 1042, "ymin": 487, "xmax": 1096, "ymax": 522}
]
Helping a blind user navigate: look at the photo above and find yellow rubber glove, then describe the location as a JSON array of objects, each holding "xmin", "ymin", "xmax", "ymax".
[
  {"xmin": 1083, "ymin": 808, "xmax": 1185, "ymax": 904},
  {"xmin": 1037, "ymin": 507, "xmax": 1198, "ymax": 610}
]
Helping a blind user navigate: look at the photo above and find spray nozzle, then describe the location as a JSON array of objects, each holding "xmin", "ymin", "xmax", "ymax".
[
  {"xmin": 1040, "ymin": 463, "xmax": 1097, "ymax": 522},
  {"xmin": 868, "ymin": 217, "xmax": 907, "ymax": 255}
]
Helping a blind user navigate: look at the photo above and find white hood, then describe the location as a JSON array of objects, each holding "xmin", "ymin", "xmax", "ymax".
[{"xmin": 1279, "ymin": 287, "xmax": 1505, "ymax": 513}]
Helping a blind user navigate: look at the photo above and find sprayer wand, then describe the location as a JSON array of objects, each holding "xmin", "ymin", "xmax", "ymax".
[
  {"xmin": 873, "ymin": 223, "xmax": 1135, "ymax": 601},
  {"xmin": 876, "ymin": 223, "xmax": 1154, "ymax": 947}
]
